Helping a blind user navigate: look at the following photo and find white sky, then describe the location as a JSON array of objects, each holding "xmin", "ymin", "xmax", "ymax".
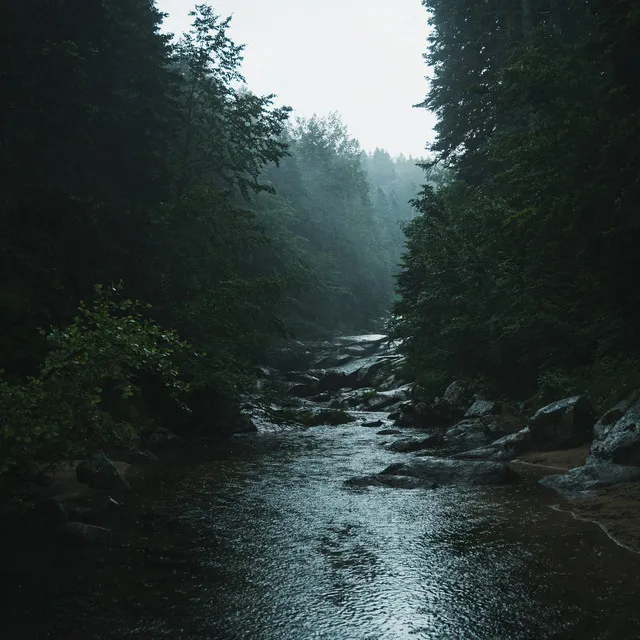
[{"xmin": 156, "ymin": 0, "xmax": 436, "ymax": 158}]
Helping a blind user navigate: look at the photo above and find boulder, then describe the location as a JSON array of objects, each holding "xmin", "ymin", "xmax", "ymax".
[
  {"xmin": 444, "ymin": 415, "xmax": 523, "ymax": 450},
  {"xmin": 377, "ymin": 428, "xmax": 402, "ymax": 436},
  {"xmin": 386, "ymin": 435, "xmax": 442, "ymax": 453},
  {"xmin": 443, "ymin": 380, "xmax": 475, "ymax": 415},
  {"xmin": 465, "ymin": 399, "xmax": 500, "ymax": 418},
  {"xmin": 367, "ymin": 458, "xmax": 519, "ymax": 486},
  {"xmin": 361, "ymin": 419, "xmax": 384, "ymax": 428},
  {"xmin": 539, "ymin": 461, "xmax": 640, "ymax": 497},
  {"xmin": 76, "ymin": 452, "xmax": 130, "ymax": 492},
  {"xmin": 529, "ymin": 396, "xmax": 595, "ymax": 450},
  {"xmin": 591, "ymin": 390, "xmax": 640, "ymax": 465},
  {"xmin": 233, "ymin": 414, "xmax": 259, "ymax": 434},
  {"xmin": 454, "ymin": 428, "xmax": 532, "ymax": 462}
]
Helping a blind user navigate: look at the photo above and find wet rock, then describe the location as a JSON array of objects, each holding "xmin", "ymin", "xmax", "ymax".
[
  {"xmin": 386, "ymin": 435, "xmax": 442, "ymax": 453},
  {"xmin": 454, "ymin": 428, "xmax": 532, "ymax": 461},
  {"xmin": 445, "ymin": 415, "xmax": 523, "ymax": 450},
  {"xmin": 344, "ymin": 345, "xmax": 368, "ymax": 357},
  {"xmin": 539, "ymin": 461, "xmax": 640, "ymax": 497},
  {"xmin": 591, "ymin": 390, "xmax": 640, "ymax": 465},
  {"xmin": 76, "ymin": 452, "xmax": 130, "ymax": 492},
  {"xmin": 345, "ymin": 475, "xmax": 436, "ymax": 489},
  {"xmin": 312, "ymin": 392, "xmax": 332, "ymax": 402},
  {"xmin": 443, "ymin": 380, "xmax": 475, "ymax": 413},
  {"xmin": 317, "ymin": 370, "xmax": 353, "ymax": 392},
  {"xmin": 465, "ymin": 399, "xmax": 500, "ymax": 418},
  {"xmin": 232, "ymin": 414, "xmax": 259, "ymax": 434},
  {"xmin": 366, "ymin": 385, "xmax": 412, "ymax": 411},
  {"xmin": 56, "ymin": 521, "xmax": 113, "ymax": 545},
  {"xmin": 379, "ymin": 458, "xmax": 519, "ymax": 486},
  {"xmin": 377, "ymin": 428, "xmax": 402, "ymax": 435},
  {"xmin": 361, "ymin": 419, "xmax": 384, "ymax": 428},
  {"xmin": 529, "ymin": 396, "xmax": 595, "ymax": 450}
]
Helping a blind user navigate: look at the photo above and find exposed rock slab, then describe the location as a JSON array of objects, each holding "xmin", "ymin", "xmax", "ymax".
[
  {"xmin": 445, "ymin": 415, "xmax": 524, "ymax": 450},
  {"xmin": 529, "ymin": 395, "xmax": 594, "ymax": 450},
  {"xmin": 539, "ymin": 461, "xmax": 640, "ymax": 497},
  {"xmin": 591, "ymin": 390, "xmax": 640, "ymax": 465}
]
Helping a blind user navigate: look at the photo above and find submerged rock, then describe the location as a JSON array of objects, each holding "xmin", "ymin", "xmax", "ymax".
[
  {"xmin": 379, "ymin": 457, "xmax": 519, "ymax": 486},
  {"xmin": 345, "ymin": 474, "xmax": 436, "ymax": 489},
  {"xmin": 591, "ymin": 390, "xmax": 640, "ymax": 465},
  {"xmin": 539, "ymin": 461, "xmax": 640, "ymax": 497},
  {"xmin": 529, "ymin": 395, "xmax": 594, "ymax": 450}
]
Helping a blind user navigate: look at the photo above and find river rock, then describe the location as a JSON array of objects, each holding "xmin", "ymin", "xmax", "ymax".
[
  {"xmin": 76, "ymin": 452, "xmax": 130, "ymax": 492},
  {"xmin": 377, "ymin": 428, "xmax": 402, "ymax": 435},
  {"xmin": 529, "ymin": 396, "xmax": 595, "ymax": 450},
  {"xmin": 386, "ymin": 435, "xmax": 442, "ymax": 453},
  {"xmin": 444, "ymin": 415, "xmax": 523, "ymax": 450},
  {"xmin": 454, "ymin": 428, "xmax": 532, "ymax": 461},
  {"xmin": 465, "ymin": 399, "xmax": 500, "ymax": 418},
  {"xmin": 590, "ymin": 390, "xmax": 640, "ymax": 465},
  {"xmin": 443, "ymin": 380, "xmax": 475, "ymax": 413},
  {"xmin": 539, "ymin": 460, "xmax": 640, "ymax": 497},
  {"xmin": 378, "ymin": 457, "xmax": 519, "ymax": 486}
]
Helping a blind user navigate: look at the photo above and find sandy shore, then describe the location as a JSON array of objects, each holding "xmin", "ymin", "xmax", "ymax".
[{"xmin": 510, "ymin": 445, "xmax": 640, "ymax": 554}]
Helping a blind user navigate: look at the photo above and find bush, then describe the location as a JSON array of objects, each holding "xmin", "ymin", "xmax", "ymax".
[{"xmin": 0, "ymin": 286, "xmax": 190, "ymax": 475}]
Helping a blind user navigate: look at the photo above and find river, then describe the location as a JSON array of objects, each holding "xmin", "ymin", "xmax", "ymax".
[
  {"xmin": 4, "ymin": 418, "xmax": 640, "ymax": 639},
  {"xmin": 3, "ymin": 336, "xmax": 640, "ymax": 639}
]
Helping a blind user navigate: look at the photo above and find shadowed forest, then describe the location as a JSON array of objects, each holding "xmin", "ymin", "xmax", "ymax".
[
  {"xmin": 4, "ymin": 2, "xmax": 640, "ymax": 638},
  {"xmin": 1, "ymin": 0, "xmax": 640, "ymax": 484}
]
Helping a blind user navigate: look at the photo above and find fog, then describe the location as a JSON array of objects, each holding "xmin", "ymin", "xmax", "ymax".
[{"xmin": 157, "ymin": 0, "xmax": 436, "ymax": 158}]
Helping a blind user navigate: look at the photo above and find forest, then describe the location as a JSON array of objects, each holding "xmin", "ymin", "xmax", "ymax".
[
  {"xmin": 2, "ymin": 0, "xmax": 640, "ymax": 479},
  {"xmin": 0, "ymin": 1, "xmax": 436, "ymax": 475},
  {"xmin": 393, "ymin": 0, "xmax": 640, "ymax": 410}
]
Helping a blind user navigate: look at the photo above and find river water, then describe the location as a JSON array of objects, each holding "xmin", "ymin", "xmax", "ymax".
[{"xmin": 6, "ymin": 415, "xmax": 640, "ymax": 639}]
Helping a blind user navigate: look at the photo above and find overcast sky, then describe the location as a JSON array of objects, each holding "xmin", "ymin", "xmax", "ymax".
[{"xmin": 156, "ymin": 0, "xmax": 435, "ymax": 158}]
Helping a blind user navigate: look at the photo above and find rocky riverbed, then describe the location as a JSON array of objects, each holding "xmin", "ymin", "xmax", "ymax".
[{"xmin": 2, "ymin": 334, "xmax": 640, "ymax": 638}]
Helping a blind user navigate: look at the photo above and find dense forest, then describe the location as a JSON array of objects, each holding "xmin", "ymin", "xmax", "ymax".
[
  {"xmin": 0, "ymin": 1, "xmax": 427, "ymax": 475},
  {"xmin": 3, "ymin": 0, "xmax": 640, "ymax": 479},
  {"xmin": 393, "ymin": 0, "xmax": 640, "ymax": 410}
]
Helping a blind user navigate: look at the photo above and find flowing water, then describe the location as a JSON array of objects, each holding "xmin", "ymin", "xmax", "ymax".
[{"xmin": 4, "ymin": 417, "xmax": 640, "ymax": 639}]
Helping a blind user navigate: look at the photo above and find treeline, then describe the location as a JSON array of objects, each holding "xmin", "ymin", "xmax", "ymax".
[
  {"xmin": 393, "ymin": 0, "xmax": 640, "ymax": 408},
  {"xmin": 0, "ymin": 1, "xmax": 418, "ymax": 473}
]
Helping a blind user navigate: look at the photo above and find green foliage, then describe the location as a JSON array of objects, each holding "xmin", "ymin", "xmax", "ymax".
[
  {"xmin": 395, "ymin": 0, "xmax": 640, "ymax": 403},
  {"xmin": 0, "ymin": 286, "xmax": 188, "ymax": 474}
]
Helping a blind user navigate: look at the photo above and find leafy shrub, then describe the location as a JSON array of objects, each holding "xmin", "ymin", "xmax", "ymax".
[{"xmin": 0, "ymin": 286, "xmax": 189, "ymax": 475}]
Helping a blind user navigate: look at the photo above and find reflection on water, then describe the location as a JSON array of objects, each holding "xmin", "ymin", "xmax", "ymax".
[{"xmin": 4, "ymin": 421, "xmax": 640, "ymax": 639}]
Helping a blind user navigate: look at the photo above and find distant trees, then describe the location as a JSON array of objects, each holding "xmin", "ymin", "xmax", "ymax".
[
  {"xmin": 394, "ymin": 0, "xmax": 640, "ymax": 406},
  {"xmin": 0, "ymin": 2, "xmax": 422, "ymax": 473}
]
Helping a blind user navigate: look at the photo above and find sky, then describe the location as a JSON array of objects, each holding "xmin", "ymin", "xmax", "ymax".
[{"xmin": 156, "ymin": 0, "xmax": 436, "ymax": 158}]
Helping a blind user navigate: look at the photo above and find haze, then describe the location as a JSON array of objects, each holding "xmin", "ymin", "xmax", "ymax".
[{"xmin": 157, "ymin": 0, "xmax": 435, "ymax": 158}]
